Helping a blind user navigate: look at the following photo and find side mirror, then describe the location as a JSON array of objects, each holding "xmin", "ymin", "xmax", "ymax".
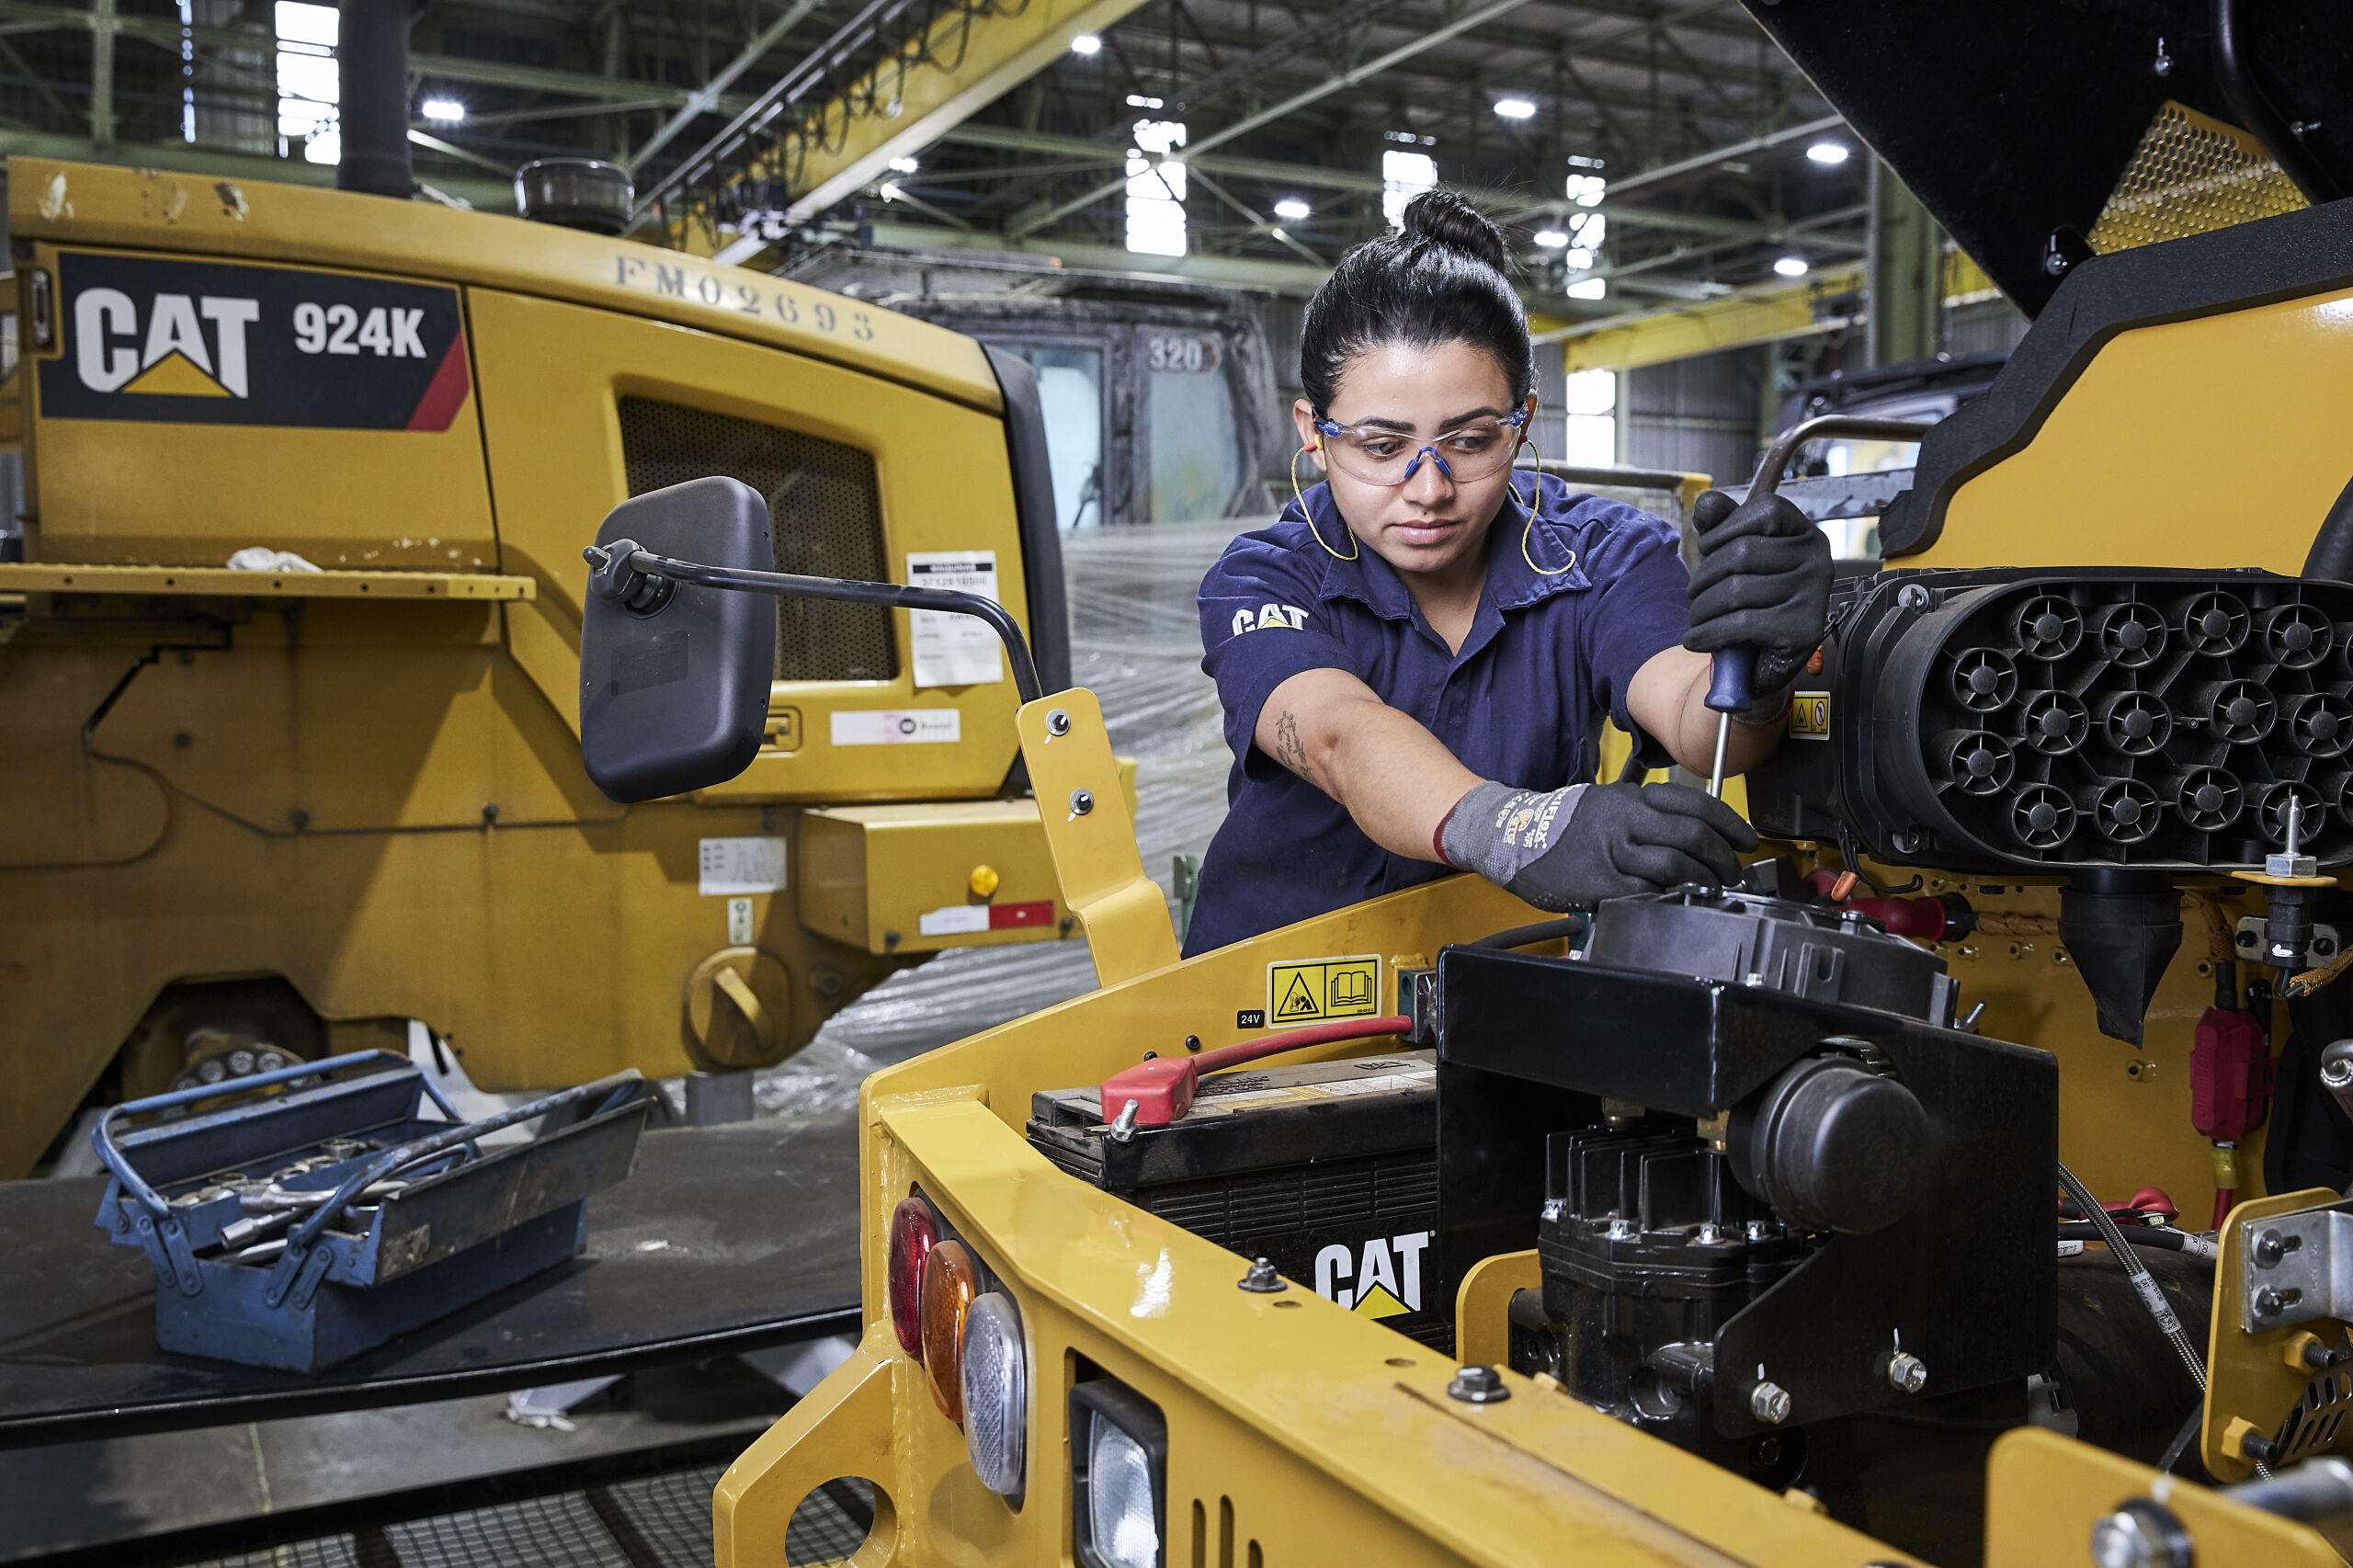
[{"xmin": 579, "ymin": 477, "xmax": 776, "ymax": 803}]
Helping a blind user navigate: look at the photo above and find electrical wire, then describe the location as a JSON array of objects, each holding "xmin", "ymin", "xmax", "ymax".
[
  {"xmin": 2056, "ymin": 1162, "xmax": 2208, "ymax": 1393},
  {"xmin": 1473, "ymin": 915, "xmax": 1589, "ymax": 950}
]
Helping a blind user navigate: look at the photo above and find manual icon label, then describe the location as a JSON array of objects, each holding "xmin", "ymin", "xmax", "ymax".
[{"xmin": 1264, "ymin": 953, "xmax": 1381, "ymax": 1024}]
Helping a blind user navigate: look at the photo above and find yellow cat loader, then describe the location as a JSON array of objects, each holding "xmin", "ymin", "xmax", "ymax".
[
  {"xmin": 556, "ymin": 4, "xmax": 2353, "ymax": 1565},
  {"xmin": 0, "ymin": 154, "xmax": 1082, "ymax": 1177}
]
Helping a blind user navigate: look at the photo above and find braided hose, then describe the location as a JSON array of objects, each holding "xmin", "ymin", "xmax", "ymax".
[{"xmin": 2057, "ymin": 1162, "xmax": 2208, "ymax": 1392}]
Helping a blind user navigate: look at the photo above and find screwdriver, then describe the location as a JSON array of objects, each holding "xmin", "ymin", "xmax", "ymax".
[{"xmin": 1705, "ymin": 644, "xmax": 1755, "ymax": 800}]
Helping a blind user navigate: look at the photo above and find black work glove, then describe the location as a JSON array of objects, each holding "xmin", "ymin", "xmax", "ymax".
[
  {"xmin": 1440, "ymin": 779, "xmax": 1758, "ymax": 912},
  {"xmin": 1682, "ymin": 488, "xmax": 1833, "ymax": 722}
]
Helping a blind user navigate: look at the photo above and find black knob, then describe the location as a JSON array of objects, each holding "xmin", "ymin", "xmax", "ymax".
[{"xmin": 1730, "ymin": 1056, "xmax": 1931, "ymax": 1234}]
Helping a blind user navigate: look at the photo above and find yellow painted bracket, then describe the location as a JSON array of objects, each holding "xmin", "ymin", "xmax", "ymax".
[
  {"xmin": 1987, "ymin": 1426, "xmax": 2339, "ymax": 1566},
  {"xmin": 1454, "ymin": 1247, "xmax": 1540, "ymax": 1370},
  {"xmin": 1017, "ymin": 687, "xmax": 1178, "ymax": 985},
  {"xmin": 0, "ymin": 562, "xmax": 536, "ymax": 601},
  {"xmin": 2204, "ymin": 1187, "xmax": 2348, "ymax": 1481},
  {"xmin": 714, "ymin": 1327, "xmax": 899, "ymax": 1566}
]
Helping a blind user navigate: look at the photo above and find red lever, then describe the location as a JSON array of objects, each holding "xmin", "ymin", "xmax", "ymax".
[{"xmin": 1098, "ymin": 1015, "xmax": 1415, "ymax": 1131}]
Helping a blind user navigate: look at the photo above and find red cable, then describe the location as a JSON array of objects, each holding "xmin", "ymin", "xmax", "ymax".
[
  {"xmin": 1101, "ymin": 1015, "xmax": 1414, "ymax": 1130},
  {"xmin": 1188, "ymin": 1015, "xmax": 1415, "ymax": 1074}
]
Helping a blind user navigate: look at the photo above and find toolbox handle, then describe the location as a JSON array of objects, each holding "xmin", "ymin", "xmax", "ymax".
[
  {"xmin": 92, "ymin": 1050, "xmax": 426, "ymax": 1221},
  {"xmin": 278, "ymin": 1071, "xmax": 648, "ymax": 1262}
]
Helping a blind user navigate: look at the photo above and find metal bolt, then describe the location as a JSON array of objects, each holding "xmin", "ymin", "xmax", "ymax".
[
  {"xmin": 1607, "ymin": 1216, "xmax": 1636, "ymax": 1241},
  {"xmin": 1045, "ymin": 708, "xmax": 1071, "ymax": 736},
  {"xmin": 2253, "ymin": 1286, "xmax": 2301, "ymax": 1319},
  {"xmin": 2324, "ymin": 1053, "xmax": 2353, "ymax": 1091},
  {"xmin": 1447, "ymin": 1365, "xmax": 1511, "ymax": 1404},
  {"xmin": 1896, "ymin": 582, "xmax": 1931, "ymax": 610},
  {"xmin": 1887, "ymin": 1352, "xmax": 1928, "ymax": 1394},
  {"xmin": 2089, "ymin": 1500, "xmax": 2193, "ymax": 1568},
  {"xmin": 1744, "ymin": 1219, "xmax": 1773, "ymax": 1243},
  {"xmin": 1540, "ymin": 1199, "xmax": 1565, "ymax": 1221},
  {"xmin": 1068, "ymin": 788, "xmax": 1095, "ymax": 816},
  {"xmin": 1695, "ymin": 1222, "xmax": 1723, "ymax": 1244},
  {"xmin": 1237, "ymin": 1256, "xmax": 1286, "ymax": 1293},
  {"xmin": 1108, "ymin": 1098, "xmax": 1139, "ymax": 1143},
  {"xmin": 2254, "ymin": 1229, "xmax": 2291, "ymax": 1267},
  {"xmin": 1751, "ymin": 1381, "xmax": 1791, "ymax": 1425}
]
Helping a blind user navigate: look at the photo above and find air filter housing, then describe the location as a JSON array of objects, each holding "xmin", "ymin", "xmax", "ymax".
[{"xmin": 1747, "ymin": 568, "xmax": 2353, "ymax": 873}]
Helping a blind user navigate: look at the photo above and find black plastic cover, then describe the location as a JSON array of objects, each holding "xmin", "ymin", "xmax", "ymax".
[{"xmin": 578, "ymin": 477, "xmax": 777, "ymax": 803}]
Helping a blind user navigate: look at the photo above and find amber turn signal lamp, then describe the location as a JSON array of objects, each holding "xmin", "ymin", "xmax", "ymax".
[{"xmin": 922, "ymin": 1238, "xmax": 980, "ymax": 1423}]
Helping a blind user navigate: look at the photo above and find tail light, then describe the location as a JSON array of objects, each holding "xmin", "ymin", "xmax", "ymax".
[
  {"xmin": 922, "ymin": 1238, "xmax": 979, "ymax": 1422},
  {"xmin": 961, "ymin": 1292, "xmax": 1028, "ymax": 1495},
  {"xmin": 888, "ymin": 1197, "xmax": 938, "ymax": 1358}
]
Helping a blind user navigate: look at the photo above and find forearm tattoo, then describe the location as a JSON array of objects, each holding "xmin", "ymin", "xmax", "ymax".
[{"xmin": 1272, "ymin": 709, "xmax": 1318, "ymax": 785}]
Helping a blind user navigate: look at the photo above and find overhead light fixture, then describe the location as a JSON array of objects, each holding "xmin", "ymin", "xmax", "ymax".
[
  {"xmin": 1774, "ymin": 255, "xmax": 1810, "ymax": 278},
  {"xmin": 888, "ymin": 155, "xmax": 919, "ymax": 174},
  {"xmin": 1532, "ymin": 229, "xmax": 1568, "ymax": 248},
  {"xmin": 1806, "ymin": 141, "xmax": 1850, "ymax": 165},
  {"xmin": 420, "ymin": 97, "xmax": 464, "ymax": 123},
  {"xmin": 1493, "ymin": 97, "xmax": 1537, "ymax": 120},
  {"xmin": 1273, "ymin": 198, "xmax": 1311, "ymax": 221},
  {"xmin": 1125, "ymin": 93, "xmax": 1163, "ymax": 108},
  {"xmin": 879, "ymin": 182, "xmax": 904, "ymax": 201},
  {"xmin": 1070, "ymin": 32, "xmax": 1102, "ymax": 55}
]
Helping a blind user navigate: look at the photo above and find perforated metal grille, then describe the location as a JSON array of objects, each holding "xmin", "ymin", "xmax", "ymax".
[
  {"xmin": 2089, "ymin": 100, "xmax": 2307, "ymax": 255},
  {"xmin": 618, "ymin": 398, "xmax": 897, "ymax": 682}
]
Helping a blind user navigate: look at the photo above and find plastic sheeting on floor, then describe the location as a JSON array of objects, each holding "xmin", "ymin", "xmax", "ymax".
[{"xmin": 757, "ymin": 521, "xmax": 1244, "ymax": 1114}]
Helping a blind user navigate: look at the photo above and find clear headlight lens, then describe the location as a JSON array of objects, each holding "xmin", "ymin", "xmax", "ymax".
[
  {"xmin": 1087, "ymin": 1413, "xmax": 1161, "ymax": 1568},
  {"xmin": 961, "ymin": 1292, "xmax": 1027, "ymax": 1495}
]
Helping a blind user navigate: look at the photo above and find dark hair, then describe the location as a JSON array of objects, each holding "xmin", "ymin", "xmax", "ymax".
[{"xmin": 1299, "ymin": 187, "xmax": 1532, "ymax": 415}]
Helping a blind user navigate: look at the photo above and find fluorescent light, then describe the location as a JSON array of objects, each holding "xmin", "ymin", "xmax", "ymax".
[
  {"xmin": 1125, "ymin": 94, "xmax": 1163, "ymax": 108},
  {"xmin": 888, "ymin": 155, "xmax": 919, "ymax": 173},
  {"xmin": 1273, "ymin": 197, "xmax": 1311, "ymax": 221},
  {"xmin": 1567, "ymin": 276, "xmax": 1607, "ymax": 300},
  {"xmin": 1774, "ymin": 255, "xmax": 1810, "ymax": 277},
  {"xmin": 1806, "ymin": 141, "xmax": 1850, "ymax": 165},
  {"xmin": 420, "ymin": 97, "xmax": 464, "ymax": 122},
  {"xmin": 879, "ymin": 182, "xmax": 903, "ymax": 201},
  {"xmin": 1070, "ymin": 32, "xmax": 1101, "ymax": 54},
  {"xmin": 1566, "ymin": 246, "xmax": 1593, "ymax": 269},
  {"xmin": 1493, "ymin": 97, "xmax": 1537, "ymax": 120},
  {"xmin": 1532, "ymin": 229, "xmax": 1568, "ymax": 248}
]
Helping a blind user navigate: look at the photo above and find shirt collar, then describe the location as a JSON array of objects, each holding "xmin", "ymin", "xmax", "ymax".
[{"xmin": 1291, "ymin": 472, "xmax": 1595, "ymax": 622}]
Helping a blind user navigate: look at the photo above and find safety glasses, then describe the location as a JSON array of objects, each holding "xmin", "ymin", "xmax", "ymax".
[{"xmin": 1313, "ymin": 404, "xmax": 1530, "ymax": 487}]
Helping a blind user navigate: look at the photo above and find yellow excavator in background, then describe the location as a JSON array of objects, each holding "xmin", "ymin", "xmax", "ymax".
[{"xmin": 0, "ymin": 153, "xmax": 1089, "ymax": 1178}]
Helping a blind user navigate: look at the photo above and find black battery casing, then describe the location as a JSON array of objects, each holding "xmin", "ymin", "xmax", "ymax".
[{"xmin": 1028, "ymin": 1051, "xmax": 1447, "ymax": 1349}]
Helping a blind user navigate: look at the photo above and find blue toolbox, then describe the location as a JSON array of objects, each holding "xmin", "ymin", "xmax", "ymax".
[{"xmin": 92, "ymin": 1051, "xmax": 654, "ymax": 1371}]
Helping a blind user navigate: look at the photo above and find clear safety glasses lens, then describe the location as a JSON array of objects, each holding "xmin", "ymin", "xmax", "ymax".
[
  {"xmin": 1086, "ymin": 1414, "xmax": 1161, "ymax": 1568},
  {"xmin": 1317, "ymin": 416, "xmax": 1525, "ymax": 488},
  {"xmin": 961, "ymin": 1292, "xmax": 1028, "ymax": 1496}
]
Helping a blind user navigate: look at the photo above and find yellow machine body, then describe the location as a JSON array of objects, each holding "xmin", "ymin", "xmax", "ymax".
[
  {"xmin": 712, "ymin": 210, "xmax": 2353, "ymax": 1565},
  {"xmin": 0, "ymin": 158, "xmax": 1075, "ymax": 1175}
]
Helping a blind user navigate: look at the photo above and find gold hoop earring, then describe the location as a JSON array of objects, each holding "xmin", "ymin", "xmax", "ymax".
[
  {"xmin": 1291, "ymin": 444, "xmax": 1359, "ymax": 562},
  {"xmin": 1518, "ymin": 443, "xmax": 1576, "ymax": 576}
]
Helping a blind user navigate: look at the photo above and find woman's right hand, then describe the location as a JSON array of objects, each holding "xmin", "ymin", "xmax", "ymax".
[{"xmin": 1441, "ymin": 779, "xmax": 1757, "ymax": 910}]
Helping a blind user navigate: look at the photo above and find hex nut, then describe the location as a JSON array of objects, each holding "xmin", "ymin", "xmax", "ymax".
[
  {"xmin": 1448, "ymin": 1365, "xmax": 1511, "ymax": 1404},
  {"xmin": 1887, "ymin": 1352, "xmax": 1928, "ymax": 1394},
  {"xmin": 1751, "ymin": 1381, "xmax": 1792, "ymax": 1425},
  {"xmin": 1237, "ymin": 1257, "xmax": 1286, "ymax": 1293}
]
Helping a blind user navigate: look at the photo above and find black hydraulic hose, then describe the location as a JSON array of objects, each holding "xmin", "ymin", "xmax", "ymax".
[
  {"xmin": 586, "ymin": 541, "xmax": 1045, "ymax": 703},
  {"xmin": 2057, "ymin": 1163, "xmax": 2208, "ymax": 1393},
  {"xmin": 1474, "ymin": 915, "xmax": 1590, "ymax": 950},
  {"xmin": 2054, "ymin": 1221, "xmax": 2218, "ymax": 1267},
  {"xmin": 2212, "ymin": 0, "xmax": 2346, "ymax": 204}
]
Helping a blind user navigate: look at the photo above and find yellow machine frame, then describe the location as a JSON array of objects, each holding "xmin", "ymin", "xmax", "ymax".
[{"xmin": 0, "ymin": 158, "xmax": 1079, "ymax": 1176}]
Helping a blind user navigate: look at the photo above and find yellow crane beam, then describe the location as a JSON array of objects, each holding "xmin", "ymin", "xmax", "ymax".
[
  {"xmin": 1546, "ymin": 249, "xmax": 2002, "ymax": 375},
  {"xmin": 774, "ymin": 0, "xmax": 1153, "ymax": 224}
]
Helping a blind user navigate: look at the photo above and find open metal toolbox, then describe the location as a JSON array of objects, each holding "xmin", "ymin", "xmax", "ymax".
[{"xmin": 91, "ymin": 1050, "xmax": 654, "ymax": 1371}]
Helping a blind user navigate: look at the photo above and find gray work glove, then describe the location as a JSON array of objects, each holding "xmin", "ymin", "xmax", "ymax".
[
  {"xmin": 1441, "ymin": 779, "xmax": 1758, "ymax": 911},
  {"xmin": 1683, "ymin": 488, "xmax": 1833, "ymax": 722}
]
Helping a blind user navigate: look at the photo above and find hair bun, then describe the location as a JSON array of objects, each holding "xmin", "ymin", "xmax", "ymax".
[{"xmin": 1400, "ymin": 188, "xmax": 1510, "ymax": 273}]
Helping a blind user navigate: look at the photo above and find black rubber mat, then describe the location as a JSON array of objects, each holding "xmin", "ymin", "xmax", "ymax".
[{"xmin": 166, "ymin": 1463, "xmax": 874, "ymax": 1568}]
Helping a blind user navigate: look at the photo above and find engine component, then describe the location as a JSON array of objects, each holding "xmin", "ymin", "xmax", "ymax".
[
  {"xmin": 1748, "ymin": 569, "xmax": 2353, "ymax": 873},
  {"xmin": 2058, "ymin": 869, "xmax": 2186, "ymax": 1045},
  {"xmin": 1435, "ymin": 886, "xmax": 2055, "ymax": 1456}
]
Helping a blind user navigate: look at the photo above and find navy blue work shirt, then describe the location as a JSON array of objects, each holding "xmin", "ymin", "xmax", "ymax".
[{"xmin": 1183, "ymin": 471, "xmax": 1693, "ymax": 956}]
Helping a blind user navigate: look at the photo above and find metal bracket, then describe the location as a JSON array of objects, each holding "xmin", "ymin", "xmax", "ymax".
[
  {"xmin": 2241, "ymin": 1202, "xmax": 2353, "ymax": 1332},
  {"xmin": 2235, "ymin": 916, "xmax": 2345, "ymax": 963},
  {"xmin": 289, "ymin": 1240, "xmax": 336, "ymax": 1310}
]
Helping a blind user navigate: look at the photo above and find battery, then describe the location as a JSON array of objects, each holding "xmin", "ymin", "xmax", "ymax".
[{"xmin": 1028, "ymin": 1050, "xmax": 1446, "ymax": 1349}]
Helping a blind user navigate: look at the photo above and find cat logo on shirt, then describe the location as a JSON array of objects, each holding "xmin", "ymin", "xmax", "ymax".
[{"xmin": 1232, "ymin": 602, "xmax": 1310, "ymax": 635}]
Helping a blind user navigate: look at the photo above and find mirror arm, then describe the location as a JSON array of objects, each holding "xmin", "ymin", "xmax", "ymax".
[{"xmin": 585, "ymin": 541, "xmax": 1044, "ymax": 702}]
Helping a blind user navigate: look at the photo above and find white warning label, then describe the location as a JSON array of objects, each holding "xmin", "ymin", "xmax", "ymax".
[
  {"xmin": 831, "ymin": 709, "xmax": 962, "ymax": 746},
  {"xmin": 907, "ymin": 551, "xmax": 1003, "ymax": 688},
  {"xmin": 699, "ymin": 837, "xmax": 787, "ymax": 896}
]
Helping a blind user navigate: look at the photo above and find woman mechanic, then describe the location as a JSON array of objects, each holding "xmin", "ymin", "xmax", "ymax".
[{"xmin": 1182, "ymin": 189, "xmax": 1830, "ymax": 955}]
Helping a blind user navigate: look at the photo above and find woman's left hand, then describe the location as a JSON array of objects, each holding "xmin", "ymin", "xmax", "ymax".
[{"xmin": 1681, "ymin": 489, "xmax": 1833, "ymax": 719}]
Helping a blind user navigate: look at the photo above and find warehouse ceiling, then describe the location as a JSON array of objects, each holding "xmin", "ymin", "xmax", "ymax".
[{"xmin": 0, "ymin": 0, "xmax": 1864, "ymax": 321}]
